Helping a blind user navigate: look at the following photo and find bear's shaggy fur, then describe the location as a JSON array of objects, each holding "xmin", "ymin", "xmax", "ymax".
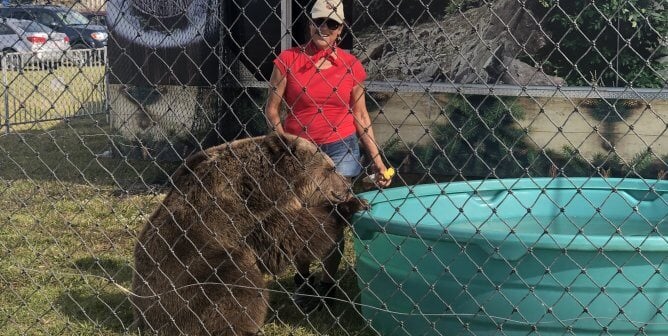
[{"xmin": 131, "ymin": 133, "xmax": 367, "ymax": 335}]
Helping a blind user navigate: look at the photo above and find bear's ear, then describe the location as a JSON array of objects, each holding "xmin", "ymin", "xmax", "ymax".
[
  {"xmin": 263, "ymin": 132, "xmax": 308, "ymax": 162},
  {"xmin": 169, "ymin": 149, "xmax": 210, "ymax": 187}
]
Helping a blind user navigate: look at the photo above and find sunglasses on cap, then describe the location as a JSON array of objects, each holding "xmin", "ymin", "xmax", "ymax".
[{"xmin": 313, "ymin": 18, "xmax": 341, "ymax": 30}]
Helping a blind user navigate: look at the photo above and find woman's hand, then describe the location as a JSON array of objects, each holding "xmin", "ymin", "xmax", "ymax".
[{"xmin": 373, "ymin": 161, "xmax": 393, "ymax": 188}]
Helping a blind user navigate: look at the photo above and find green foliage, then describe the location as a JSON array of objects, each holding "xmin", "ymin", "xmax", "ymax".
[
  {"xmin": 426, "ymin": 95, "xmax": 526, "ymax": 176},
  {"xmin": 534, "ymin": 0, "xmax": 667, "ymax": 87},
  {"xmin": 588, "ymin": 99, "xmax": 639, "ymax": 122},
  {"xmin": 383, "ymin": 95, "xmax": 533, "ymax": 178},
  {"xmin": 550, "ymin": 146, "xmax": 667, "ymax": 179}
]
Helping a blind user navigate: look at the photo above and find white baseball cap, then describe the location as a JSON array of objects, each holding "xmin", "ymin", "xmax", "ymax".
[{"xmin": 311, "ymin": 0, "xmax": 345, "ymax": 24}]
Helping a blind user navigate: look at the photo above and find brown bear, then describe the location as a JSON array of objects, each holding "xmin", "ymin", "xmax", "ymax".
[{"xmin": 131, "ymin": 132, "xmax": 367, "ymax": 335}]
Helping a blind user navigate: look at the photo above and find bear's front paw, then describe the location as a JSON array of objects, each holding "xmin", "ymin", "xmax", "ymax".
[{"xmin": 355, "ymin": 198, "xmax": 370, "ymax": 211}]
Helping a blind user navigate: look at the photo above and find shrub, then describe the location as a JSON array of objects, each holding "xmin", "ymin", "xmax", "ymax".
[{"xmin": 533, "ymin": 0, "xmax": 667, "ymax": 87}]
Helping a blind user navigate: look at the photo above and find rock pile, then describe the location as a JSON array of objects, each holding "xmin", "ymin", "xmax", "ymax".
[{"xmin": 353, "ymin": 0, "xmax": 566, "ymax": 85}]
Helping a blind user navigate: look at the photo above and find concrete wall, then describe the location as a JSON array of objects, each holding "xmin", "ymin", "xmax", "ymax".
[{"xmin": 370, "ymin": 93, "xmax": 668, "ymax": 161}]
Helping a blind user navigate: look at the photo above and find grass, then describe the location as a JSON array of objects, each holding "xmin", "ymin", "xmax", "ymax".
[
  {"xmin": 0, "ymin": 116, "xmax": 377, "ymax": 335},
  {"xmin": 0, "ymin": 65, "xmax": 105, "ymax": 132}
]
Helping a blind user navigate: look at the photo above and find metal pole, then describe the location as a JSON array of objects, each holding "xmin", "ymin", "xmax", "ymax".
[
  {"xmin": 281, "ymin": 0, "xmax": 292, "ymax": 51},
  {"xmin": 104, "ymin": 47, "xmax": 110, "ymax": 124},
  {"xmin": 3, "ymin": 54, "xmax": 9, "ymax": 133}
]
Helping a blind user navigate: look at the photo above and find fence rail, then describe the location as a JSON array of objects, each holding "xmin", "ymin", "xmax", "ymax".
[{"xmin": 240, "ymin": 79, "xmax": 668, "ymax": 99}]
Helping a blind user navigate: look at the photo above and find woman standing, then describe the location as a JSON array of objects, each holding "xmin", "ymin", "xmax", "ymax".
[{"xmin": 264, "ymin": 0, "xmax": 392, "ymax": 311}]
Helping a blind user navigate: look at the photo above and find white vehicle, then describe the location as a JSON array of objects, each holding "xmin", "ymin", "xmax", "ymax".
[{"xmin": 0, "ymin": 18, "xmax": 69, "ymax": 65}]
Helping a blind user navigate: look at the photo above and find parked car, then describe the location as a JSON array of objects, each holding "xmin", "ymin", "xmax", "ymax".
[
  {"xmin": 0, "ymin": 5, "xmax": 107, "ymax": 49},
  {"xmin": 0, "ymin": 18, "xmax": 69, "ymax": 65},
  {"xmin": 80, "ymin": 10, "xmax": 106, "ymax": 27}
]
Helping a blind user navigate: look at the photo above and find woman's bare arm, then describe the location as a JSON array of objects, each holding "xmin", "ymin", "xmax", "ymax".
[
  {"xmin": 351, "ymin": 84, "xmax": 391, "ymax": 187},
  {"xmin": 265, "ymin": 66, "xmax": 287, "ymax": 134}
]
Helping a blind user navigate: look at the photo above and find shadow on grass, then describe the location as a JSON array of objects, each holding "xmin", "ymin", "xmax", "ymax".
[
  {"xmin": 55, "ymin": 256, "xmax": 137, "ymax": 334},
  {"xmin": 0, "ymin": 115, "xmax": 179, "ymax": 189},
  {"xmin": 54, "ymin": 259, "xmax": 377, "ymax": 335},
  {"xmin": 266, "ymin": 268, "xmax": 379, "ymax": 336},
  {"xmin": 72, "ymin": 256, "xmax": 133, "ymax": 283}
]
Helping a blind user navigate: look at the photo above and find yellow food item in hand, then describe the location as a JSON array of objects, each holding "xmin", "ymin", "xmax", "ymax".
[{"xmin": 382, "ymin": 167, "xmax": 395, "ymax": 180}]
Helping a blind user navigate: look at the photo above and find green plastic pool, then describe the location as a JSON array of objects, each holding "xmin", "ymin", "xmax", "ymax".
[{"xmin": 353, "ymin": 178, "xmax": 667, "ymax": 335}]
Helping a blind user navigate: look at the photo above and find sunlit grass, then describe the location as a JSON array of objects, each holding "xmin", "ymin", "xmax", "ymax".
[
  {"xmin": 0, "ymin": 116, "xmax": 376, "ymax": 335},
  {"xmin": 0, "ymin": 64, "xmax": 105, "ymax": 133}
]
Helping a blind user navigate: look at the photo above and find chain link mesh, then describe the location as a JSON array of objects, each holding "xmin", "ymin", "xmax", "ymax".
[{"xmin": 0, "ymin": 0, "xmax": 666, "ymax": 335}]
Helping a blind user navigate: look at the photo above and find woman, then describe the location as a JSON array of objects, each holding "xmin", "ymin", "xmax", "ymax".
[{"xmin": 264, "ymin": 0, "xmax": 391, "ymax": 312}]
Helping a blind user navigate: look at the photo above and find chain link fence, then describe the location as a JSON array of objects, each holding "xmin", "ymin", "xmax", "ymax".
[
  {"xmin": 1, "ymin": 48, "xmax": 106, "ymax": 132},
  {"xmin": 0, "ymin": 0, "xmax": 666, "ymax": 335}
]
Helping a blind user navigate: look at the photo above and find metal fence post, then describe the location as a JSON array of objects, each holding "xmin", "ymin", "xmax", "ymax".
[
  {"xmin": 2, "ymin": 54, "xmax": 8, "ymax": 134},
  {"xmin": 103, "ymin": 47, "xmax": 110, "ymax": 125}
]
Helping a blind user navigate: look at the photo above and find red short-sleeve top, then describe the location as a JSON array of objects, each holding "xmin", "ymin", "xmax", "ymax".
[{"xmin": 273, "ymin": 45, "xmax": 367, "ymax": 144}]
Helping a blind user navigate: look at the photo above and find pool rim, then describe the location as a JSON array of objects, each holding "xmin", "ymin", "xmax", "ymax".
[{"xmin": 353, "ymin": 177, "xmax": 668, "ymax": 253}]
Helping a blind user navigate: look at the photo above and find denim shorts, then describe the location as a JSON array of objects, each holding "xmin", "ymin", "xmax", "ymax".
[{"xmin": 319, "ymin": 134, "xmax": 362, "ymax": 177}]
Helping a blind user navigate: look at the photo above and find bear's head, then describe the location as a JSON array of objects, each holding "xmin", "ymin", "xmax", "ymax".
[{"xmin": 262, "ymin": 132, "xmax": 354, "ymax": 207}]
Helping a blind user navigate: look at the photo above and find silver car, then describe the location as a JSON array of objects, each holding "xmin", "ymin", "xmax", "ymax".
[{"xmin": 0, "ymin": 18, "xmax": 69, "ymax": 65}]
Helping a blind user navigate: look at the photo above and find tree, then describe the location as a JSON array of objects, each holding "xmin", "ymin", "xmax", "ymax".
[{"xmin": 533, "ymin": 0, "xmax": 666, "ymax": 87}]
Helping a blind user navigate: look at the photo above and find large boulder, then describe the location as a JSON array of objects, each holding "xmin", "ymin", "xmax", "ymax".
[
  {"xmin": 353, "ymin": 0, "xmax": 565, "ymax": 85},
  {"xmin": 351, "ymin": 0, "xmax": 449, "ymax": 27},
  {"xmin": 499, "ymin": 57, "xmax": 566, "ymax": 86}
]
